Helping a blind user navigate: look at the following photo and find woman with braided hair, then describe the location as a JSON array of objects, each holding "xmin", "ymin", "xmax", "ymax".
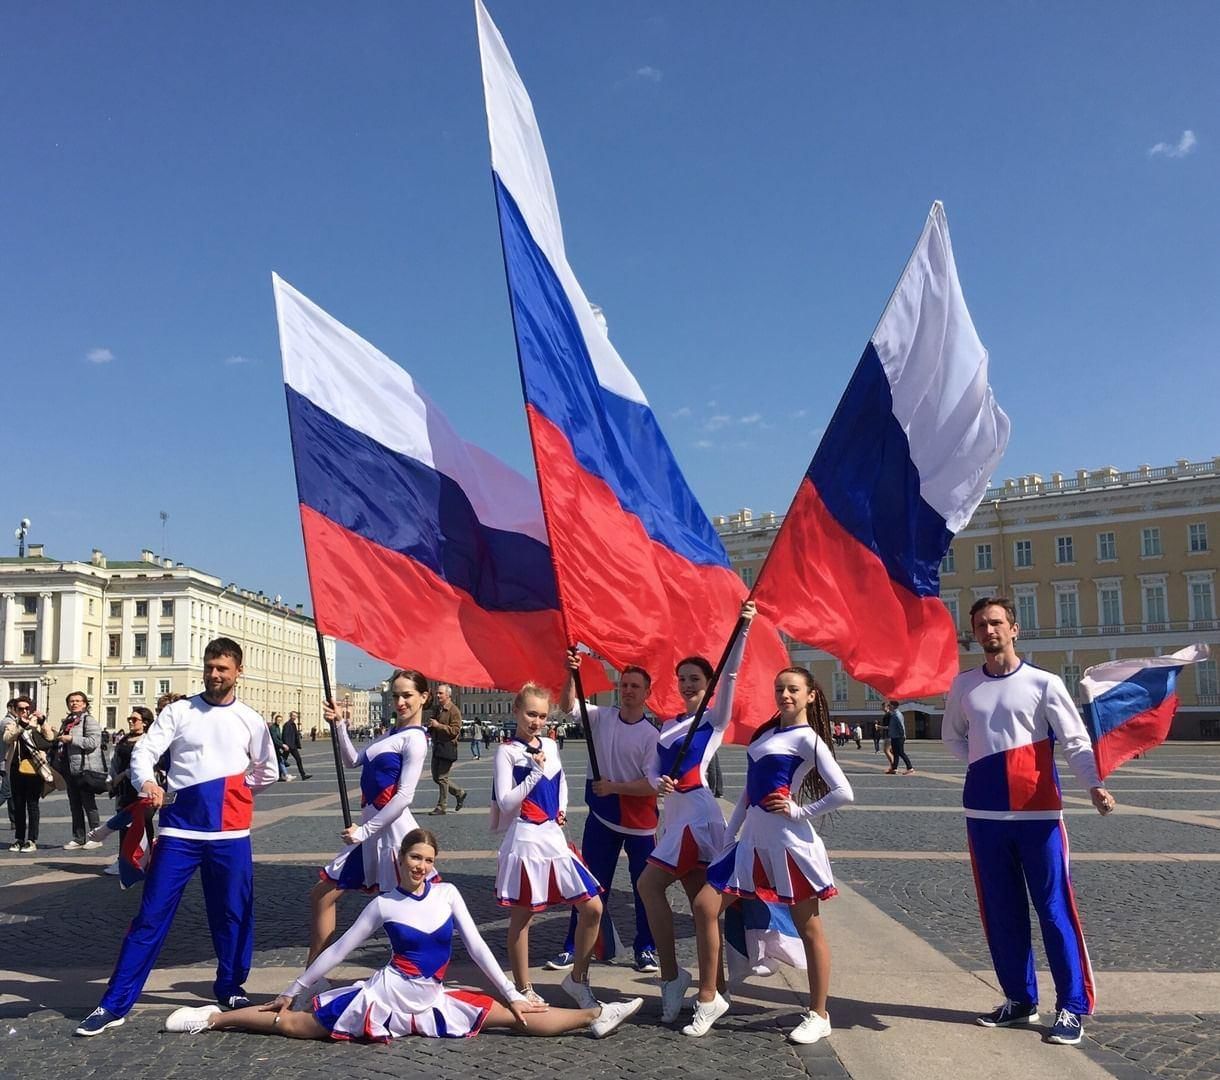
[{"xmin": 682, "ymin": 666, "xmax": 853, "ymax": 1045}]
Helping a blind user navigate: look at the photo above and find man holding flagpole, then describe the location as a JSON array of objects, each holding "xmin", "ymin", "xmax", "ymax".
[{"xmin": 943, "ymin": 597, "xmax": 1115, "ymax": 1047}]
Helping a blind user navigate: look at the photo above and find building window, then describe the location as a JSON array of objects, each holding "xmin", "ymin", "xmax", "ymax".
[
  {"xmin": 87, "ymin": 631, "xmax": 94, "ymax": 656},
  {"xmin": 1189, "ymin": 579, "xmax": 1215, "ymax": 623},
  {"xmin": 21, "ymin": 630, "xmax": 35, "ymax": 655},
  {"xmin": 1098, "ymin": 585, "xmax": 1123, "ymax": 628},
  {"xmin": 131, "ymin": 679, "xmax": 144, "ymax": 698},
  {"xmin": 1199, "ymin": 660, "xmax": 1219, "ymax": 698},
  {"xmin": 135, "ymin": 600, "xmax": 149, "ymax": 618},
  {"xmin": 86, "ymin": 676, "xmax": 94, "ymax": 695},
  {"xmin": 975, "ymin": 544, "xmax": 993, "ymax": 571},
  {"xmin": 1013, "ymin": 539, "xmax": 1032, "ymax": 568},
  {"xmin": 105, "ymin": 706, "xmax": 117, "ymax": 726},
  {"xmin": 943, "ymin": 595, "xmax": 960, "ymax": 628},
  {"xmin": 106, "ymin": 680, "xmax": 118, "ymax": 696},
  {"xmin": 108, "ymin": 633, "xmax": 120, "ymax": 658},
  {"xmin": 156, "ymin": 679, "xmax": 170, "ymax": 697},
  {"xmin": 1097, "ymin": 532, "xmax": 1117, "ymax": 561},
  {"xmin": 832, "ymin": 671, "xmax": 848, "ymax": 703},
  {"xmin": 1015, "ymin": 591, "xmax": 1038, "ymax": 631},
  {"xmin": 1189, "ymin": 523, "xmax": 1209, "ymax": 553},
  {"xmin": 89, "ymin": 598, "xmax": 95, "ymax": 615},
  {"xmin": 1062, "ymin": 664, "xmax": 1082, "ymax": 701},
  {"xmin": 22, "ymin": 595, "xmax": 38, "ymax": 615},
  {"xmin": 161, "ymin": 599, "xmax": 174, "ymax": 618},
  {"xmin": 864, "ymin": 684, "xmax": 882, "ymax": 703},
  {"xmin": 1056, "ymin": 586, "xmax": 1079, "ymax": 629},
  {"xmin": 1141, "ymin": 527, "xmax": 1162, "ymax": 557},
  {"xmin": 941, "ymin": 547, "xmax": 956, "ymax": 574},
  {"xmin": 134, "ymin": 633, "xmax": 148, "ymax": 658},
  {"xmin": 741, "ymin": 566, "xmax": 754, "ymax": 587},
  {"xmin": 1142, "ymin": 582, "xmax": 1168, "ymax": 626},
  {"xmin": 1055, "ymin": 536, "xmax": 1074, "ymax": 564},
  {"xmin": 110, "ymin": 600, "xmax": 122, "ymax": 618},
  {"xmin": 160, "ymin": 633, "xmax": 174, "ymax": 658}
]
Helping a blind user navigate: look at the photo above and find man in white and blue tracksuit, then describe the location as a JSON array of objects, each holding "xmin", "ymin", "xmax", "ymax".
[
  {"xmin": 943, "ymin": 597, "xmax": 1116, "ymax": 1047},
  {"xmin": 76, "ymin": 637, "xmax": 279, "ymax": 1036}
]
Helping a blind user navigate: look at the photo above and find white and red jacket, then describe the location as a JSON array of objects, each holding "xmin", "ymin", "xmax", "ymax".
[
  {"xmin": 942, "ymin": 662, "xmax": 1100, "ymax": 820},
  {"xmin": 131, "ymin": 694, "xmax": 279, "ymax": 840}
]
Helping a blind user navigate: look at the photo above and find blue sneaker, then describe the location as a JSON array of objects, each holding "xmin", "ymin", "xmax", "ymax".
[
  {"xmin": 75, "ymin": 1007, "xmax": 125, "ymax": 1037},
  {"xmin": 633, "ymin": 948, "xmax": 660, "ymax": 974},
  {"xmin": 977, "ymin": 999, "xmax": 1039, "ymax": 1027},
  {"xmin": 543, "ymin": 950, "xmax": 575, "ymax": 971},
  {"xmin": 1048, "ymin": 1008, "xmax": 1083, "ymax": 1045},
  {"xmin": 218, "ymin": 993, "xmax": 251, "ymax": 1011}
]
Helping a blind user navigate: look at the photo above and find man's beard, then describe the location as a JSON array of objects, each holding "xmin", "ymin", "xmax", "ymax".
[{"xmin": 981, "ymin": 641, "xmax": 1004, "ymax": 654}]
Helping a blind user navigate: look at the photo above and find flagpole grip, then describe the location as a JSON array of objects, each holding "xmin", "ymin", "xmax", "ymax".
[
  {"xmin": 570, "ymin": 652, "xmax": 601, "ymax": 782},
  {"xmin": 668, "ymin": 615, "xmax": 748, "ymax": 781},
  {"xmin": 315, "ymin": 629, "xmax": 353, "ymax": 829}
]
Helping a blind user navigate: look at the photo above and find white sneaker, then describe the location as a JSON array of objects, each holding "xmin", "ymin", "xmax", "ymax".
[
  {"xmin": 681, "ymin": 992, "xmax": 729, "ymax": 1037},
  {"xmin": 660, "ymin": 969, "xmax": 692, "ymax": 1024},
  {"xmin": 63, "ymin": 840, "xmax": 83, "ymax": 850},
  {"xmin": 589, "ymin": 997, "xmax": 643, "ymax": 1038},
  {"xmin": 560, "ymin": 973, "xmax": 599, "ymax": 1010},
  {"xmin": 516, "ymin": 985, "xmax": 548, "ymax": 1008},
  {"xmin": 82, "ymin": 839, "xmax": 104, "ymax": 850},
  {"xmin": 788, "ymin": 1009, "xmax": 832, "ymax": 1045},
  {"xmin": 164, "ymin": 1005, "xmax": 221, "ymax": 1034},
  {"xmin": 103, "ymin": 861, "xmax": 121, "ymax": 876}
]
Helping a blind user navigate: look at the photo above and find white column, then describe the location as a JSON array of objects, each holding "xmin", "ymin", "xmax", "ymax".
[
  {"xmin": 173, "ymin": 596, "xmax": 191, "ymax": 664},
  {"xmin": 58, "ymin": 591, "xmax": 83, "ymax": 664},
  {"xmin": 37, "ymin": 592, "xmax": 54, "ymax": 663},
  {"xmin": 1, "ymin": 594, "xmax": 16, "ymax": 664},
  {"xmin": 120, "ymin": 598, "xmax": 134, "ymax": 663}
]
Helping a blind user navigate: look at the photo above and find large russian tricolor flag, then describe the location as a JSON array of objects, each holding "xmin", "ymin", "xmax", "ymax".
[
  {"xmin": 752, "ymin": 203, "xmax": 1010, "ymax": 699},
  {"xmin": 1080, "ymin": 644, "xmax": 1210, "ymax": 779},
  {"xmin": 475, "ymin": 1, "xmax": 790, "ymax": 729},
  {"xmin": 274, "ymin": 273, "xmax": 607, "ymax": 694}
]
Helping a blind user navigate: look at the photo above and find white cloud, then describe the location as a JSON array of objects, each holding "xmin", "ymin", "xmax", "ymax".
[
  {"xmin": 671, "ymin": 406, "xmax": 692, "ymax": 419},
  {"xmin": 704, "ymin": 414, "xmax": 732, "ymax": 431},
  {"xmin": 739, "ymin": 413, "xmax": 762, "ymax": 425},
  {"xmin": 224, "ymin": 354, "xmax": 256, "ymax": 365},
  {"xmin": 1148, "ymin": 130, "xmax": 1197, "ymax": 158},
  {"xmin": 634, "ymin": 66, "xmax": 662, "ymax": 83},
  {"xmin": 791, "ymin": 408, "xmax": 808, "ymax": 419},
  {"xmin": 693, "ymin": 439, "xmax": 713, "ymax": 450},
  {"xmin": 85, "ymin": 347, "xmax": 114, "ymax": 364}
]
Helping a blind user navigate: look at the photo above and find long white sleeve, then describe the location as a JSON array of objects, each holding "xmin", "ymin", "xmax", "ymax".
[
  {"xmin": 449, "ymin": 887, "xmax": 525, "ymax": 1002},
  {"xmin": 130, "ymin": 711, "xmax": 178, "ymax": 792},
  {"xmin": 724, "ymin": 788, "xmax": 748, "ymax": 840},
  {"xmin": 706, "ymin": 622, "xmax": 751, "ymax": 732},
  {"xmin": 283, "ymin": 895, "xmax": 386, "ymax": 997},
  {"xmin": 1041, "ymin": 679, "xmax": 1102, "ymax": 790},
  {"xmin": 246, "ymin": 716, "xmax": 280, "ymax": 791},
  {"xmin": 558, "ymin": 762, "xmax": 569, "ymax": 814},
  {"xmin": 333, "ymin": 722, "xmax": 361, "ymax": 768},
  {"xmin": 493, "ymin": 744, "xmax": 543, "ymax": 815},
  {"xmin": 797, "ymin": 736, "xmax": 854, "ymax": 818},
  {"xmin": 350, "ymin": 733, "xmax": 425, "ymax": 843},
  {"xmin": 941, "ymin": 678, "xmax": 970, "ymax": 763}
]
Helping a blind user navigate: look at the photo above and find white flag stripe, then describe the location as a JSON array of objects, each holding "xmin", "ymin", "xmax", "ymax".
[{"xmin": 1079, "ymin": 644, "xmax": 1211, "ymax": 701}]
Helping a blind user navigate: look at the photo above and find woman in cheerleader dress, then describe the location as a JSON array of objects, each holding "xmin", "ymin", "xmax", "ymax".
[
  {"xmin": 308, "ymin": 669, "xmax": 431, "ymax": 967},
  {"xmin": 492, "ymin": 682, "xmax": 606, "ymax": 1010},
  {"xmin": 685, "ymin": 666, "xmax": 853, "ymax": 1045},
  {"xmin": 163, "ymin": 829, "xmax": 642, "ymax": 1041},
  {"xmin": 637, "ymin": 600, "xmax": 755, "ymax": 1023}
]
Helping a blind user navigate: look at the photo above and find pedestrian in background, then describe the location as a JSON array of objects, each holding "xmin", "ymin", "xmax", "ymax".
[
  {"xmin": 281, "ymin": 712, "xmax": 311, "ymax": 780},
  {"xmin": 469, "ymin": 720, "xmax": 483, "ymax": 760},
  {"xmin": 427, "ymin": 685, "xmax": 467, "ymax": 814},
  {"xmin": 884, "ymin": 701, "xmax": 914, "ymax": 774},
  {"xmin": 57, "ymin": 691, "xmax": 105, "ymax": 849},
  {"xmin": 3, "ymin": 696, "xmax": 56, "ymax": 852}
]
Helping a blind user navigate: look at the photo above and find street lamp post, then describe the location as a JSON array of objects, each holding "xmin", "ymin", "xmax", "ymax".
[
  {"xmin": 15, "ymin": 518, "xmax": 30, "ymax": 558},
  {"xmin": 38, "ymin": 673, "xmax": 54, "ymax": 714}
]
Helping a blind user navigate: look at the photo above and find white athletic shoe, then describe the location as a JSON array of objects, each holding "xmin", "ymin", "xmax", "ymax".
[
  {"xmin": 660, "ymin": 969, "xmax": 692, "ymax": 1024},
  {"xmin": 681, "ymin": 992, "xmax": 729, "ymax": 1037},
  {"xmin": 788, "ymin": 1010, "xmax": 832, "ymax": 1045},
  {"xmin": 103, "ymin": 860, "xmax": 121, "ymax": 876},
  {"xmin": 561, "ymin": 973, "xmax": 599, "ymax": 1011},
  {"xmin": 82, "ymin": 839, "xmax": 104, "ymax": 850},
  {"xmin": 164, "ymin": 1005, "xmax": 221, "ymax": 1034},
  {"xmin": 589, "ymin": 997, "xmax": 643, "ymax": 1038}
]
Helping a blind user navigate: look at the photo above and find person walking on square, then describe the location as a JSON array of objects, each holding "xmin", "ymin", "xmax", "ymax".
[
  {"xmin": 427, "ymin": 684, "xmax": 467, "ymax": 814},
  {"xmin": 943, "ymin": 597, "xmax": 1116, "ymax": 1047},
  {"xmin": 308, "ymin": 670, "xmax": 431, "ymax": 974},
  {"xmin": 57, "ymin": 691, "xmax": 105, "ymax": 848},
  {"xmin": 687, "ymin": 665, "xmax": 853, "ymax": 1044},
  {"xmin": 492, "ymin": 684, "xmax": 608, "ymax": 1009},
  {"xmin": 638, "ymin": 601, "xmax": 755, "ymax": 1023},
  {"xmin": 884, "ymin": 700, "xmax": 913, "ymax": 774},
  {"xmin": 268, "ymin": 714, "xmax": 290, "ymax": 781},
  {"xmin": 469, "ymin": 720, "xmax": 483, "ymax": 760},
  {"xmin": 281, "ymin": 711, "xmax": 311, "ymax": 780},
  {"xmin": 162, "ymin": 829, "xmax": 643, "ymax": 1042},
  {"xmin": 3, "ymin": 697, "xmax": 56, "ymax": 852},
  {"xmin": 547, "ymin": 655, "xmax": 660, "ymax": 977},
  {"xmin": 75, "ymin": 637, "xmax": 279, "ymax": 1036}
]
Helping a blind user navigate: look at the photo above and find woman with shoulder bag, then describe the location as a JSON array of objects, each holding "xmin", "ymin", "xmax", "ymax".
[
  {"xmin": 56, "ymin": 690, "xmax": 106, "ymax": 850},
  {"xmin": 3, "ymin": 697, "xmax": 57, "ymax": 852}
]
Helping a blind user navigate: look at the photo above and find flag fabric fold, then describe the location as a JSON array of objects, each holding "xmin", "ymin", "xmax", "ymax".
[
  {"xmin": 104, "ymin": 801, "xmax": 154, "ymax": 890},
  {"xmin": 752, "ymin": 202, "xmax": 1010, "ymax": 699},
  {"xmin": 1080, "ymin": 645, "xmax": 1210, "ymax": 779},
  {"xmin": 475, "ymin": 0, "xmax": 789, "ymax": 734},
  {"xmin": 724, "ymin": 897, "xmax": 807, "ymax": 983},
  {"xmin": 274, "ymin": 273, "xmax": 608, "ymax": 695}
]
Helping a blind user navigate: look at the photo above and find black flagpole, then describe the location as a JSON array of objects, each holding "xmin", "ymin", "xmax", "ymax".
[
  {"xmin": 315, "ymin": 629, "xmax": 353, "ymax": 828},
  {"xmin": 569, "ymin": 649, "xmax": 601, "ymax": 781},
  {"xmin": 667, "ymin": 614, "xmax": 748, "ymax": 781}
]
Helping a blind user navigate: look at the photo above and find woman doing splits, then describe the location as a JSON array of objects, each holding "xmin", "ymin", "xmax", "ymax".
[
  {"xmin": 637, "ymin": 601, "xmax": 755, "ymax": 1023},
  {"xmin": 308, "ymin": 670, "xmax": 430, "ymax": 972},
  {"xmin": 163, "ymin": 829, "xmax": 642, "ymax": 1041},
  {"xmin": 686, "ymin": 666, "xmax": 853, "ymax": 1044},
  {"xmin": 492, "ymin": 683, "xmax": 606, "ymax": 1011}
]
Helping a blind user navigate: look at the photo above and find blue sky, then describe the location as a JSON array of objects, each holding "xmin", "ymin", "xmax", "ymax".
[{"xmin": 3, "ymin": 2, "xmax": 1216, "ymax": 684}]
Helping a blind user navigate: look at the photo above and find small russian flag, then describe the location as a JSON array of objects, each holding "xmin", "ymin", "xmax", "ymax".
[
  {"xmin": 1080, "ymin": 644, "xmax": 1210, "ymax": 780},
  {"xmin": 724, "ymin": 898, "xmax": 807, "ymax": 983},
  {"xmin": 103, "ymin": 800, "xmax": 155, "ymax": 890}
]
